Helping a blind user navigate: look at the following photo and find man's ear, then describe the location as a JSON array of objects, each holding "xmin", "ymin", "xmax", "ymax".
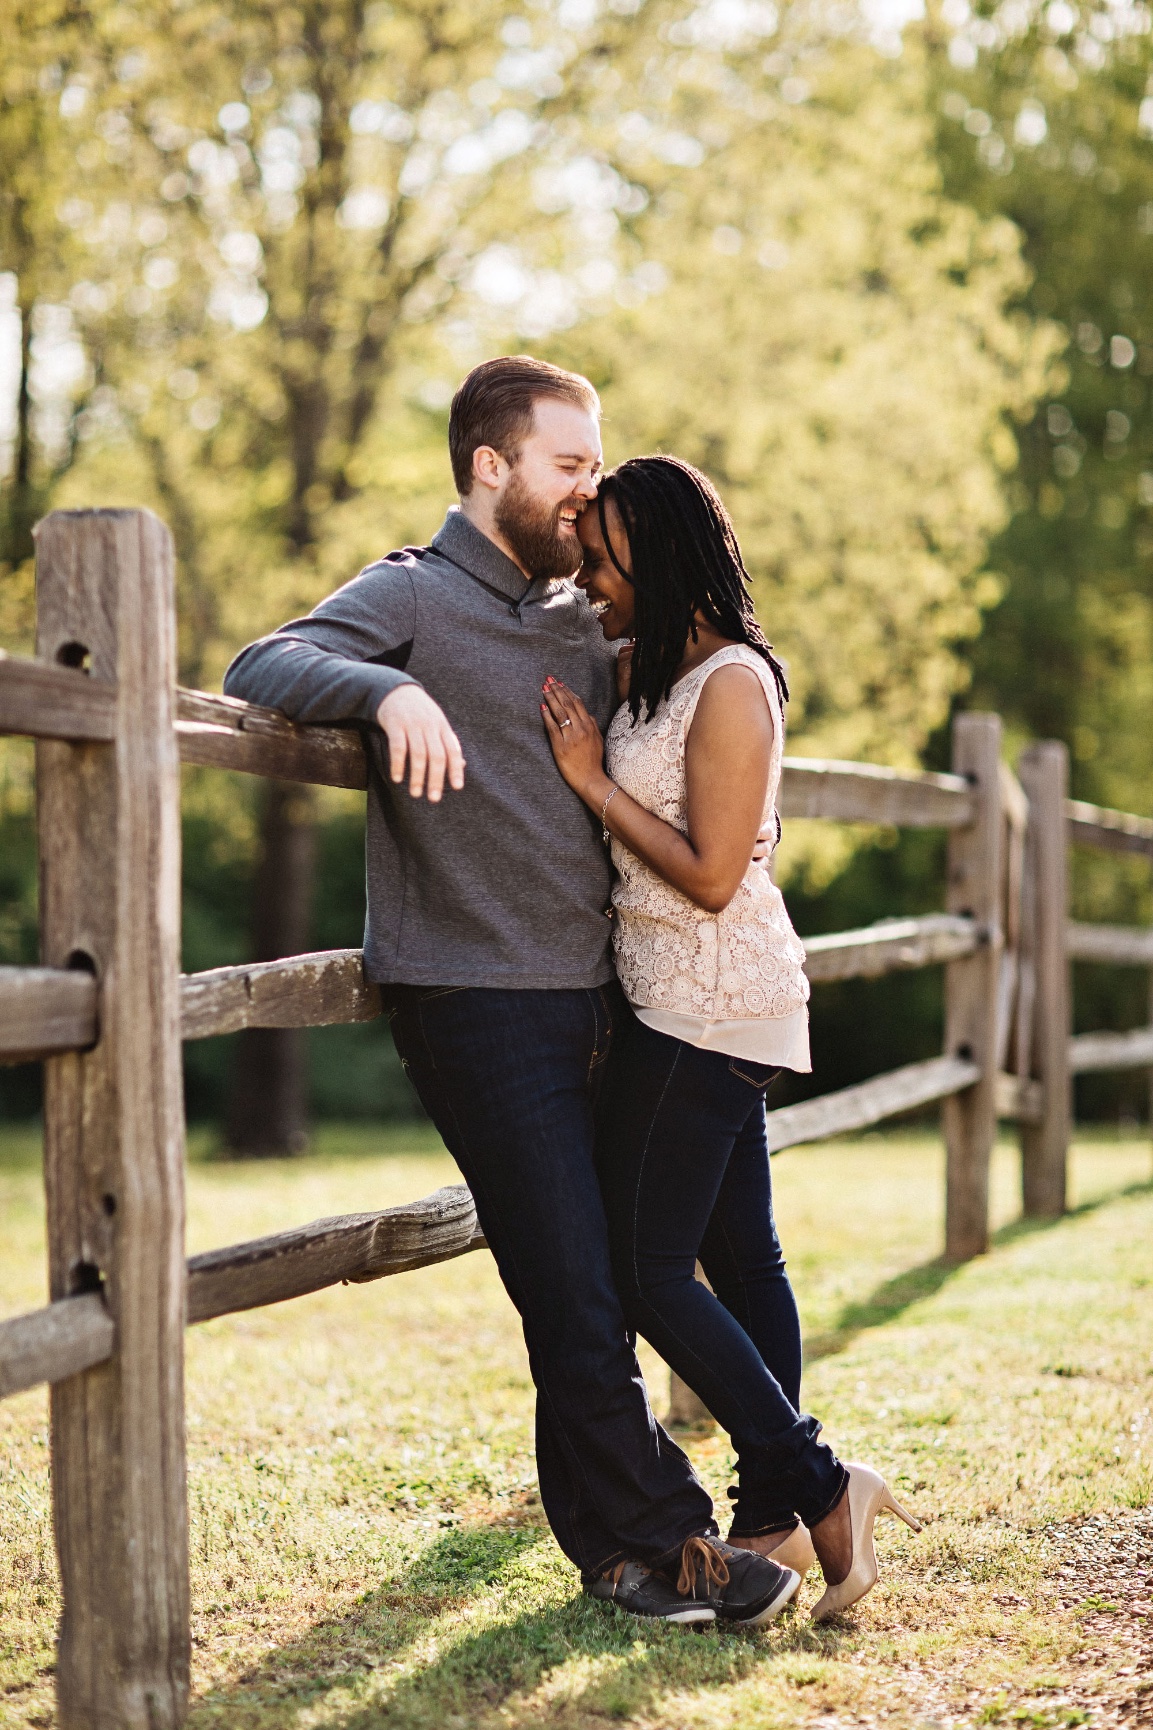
[{"xmin": 472, "ymin": 444, "xmax": 505, "ymax": 492}]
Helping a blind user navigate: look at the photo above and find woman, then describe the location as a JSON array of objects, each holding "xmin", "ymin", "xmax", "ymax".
[{"xmin": 541, "ymin": 455, "xmax": 920, "ymax": 1621}]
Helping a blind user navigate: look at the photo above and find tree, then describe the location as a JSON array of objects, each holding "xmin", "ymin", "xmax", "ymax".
[
  {"xmin": 5, "ymin": 0, "xmax": 1063, "ymax": 1124},
  {"xmin": 0, "ymin": 0, "xmax": 93, "ymax": 610},
  {"xmin": 47, "ymin": 0, "xmax": 661, "ymax": 1147},
  {"xmin": 925, "ymin": 0, "xmax": 1153, "ymax": 822},
  {"xmin": 556, "ymin": 33, "xmax": 1055, "ymax": 879}
]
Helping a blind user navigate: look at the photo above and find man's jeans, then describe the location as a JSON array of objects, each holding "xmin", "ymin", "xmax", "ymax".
[
  {"xmin": 596, "ymin": 1012, "xmax": 847, "ymax": 1536},
  {"xmin": 384, "ymin": 982, "xmax": 715, "ymax": 1577}
]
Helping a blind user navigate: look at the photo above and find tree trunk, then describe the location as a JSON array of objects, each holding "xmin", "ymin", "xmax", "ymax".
[
  {"xmin": 1, "ymin": 284, "xmax": 37, "ymax": 573},
  {"xmin": 224, "ymin": 780, "xmax": 317, "ymax": 1156}
]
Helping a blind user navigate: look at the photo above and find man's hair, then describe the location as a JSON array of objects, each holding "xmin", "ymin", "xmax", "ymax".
[{"xmin": 448, "ymin": 355, "xmax": 600, "ymax": 495}]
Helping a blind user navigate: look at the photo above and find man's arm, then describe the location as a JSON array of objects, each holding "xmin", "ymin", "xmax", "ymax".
[{"xmin": 223, "ymin": 556, "xmax": 465, "ymax": 802}]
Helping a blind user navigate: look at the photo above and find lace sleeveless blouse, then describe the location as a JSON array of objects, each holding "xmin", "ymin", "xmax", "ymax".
[{"xmin": 605, "ymin": 645, "xmax": 810, "ymax": 1027}]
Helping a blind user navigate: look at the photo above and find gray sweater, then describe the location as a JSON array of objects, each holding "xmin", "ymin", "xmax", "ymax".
[{"xmin": 223, "ymin": 509, "xmax": 619, "ymax": 989}]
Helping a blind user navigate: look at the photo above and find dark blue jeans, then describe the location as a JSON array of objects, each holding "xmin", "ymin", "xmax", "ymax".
[
  {"xmin": 596, "ymin": 1011, "xmax": 847, "ymax": 1536},
  {"xmin": 384, "ymin": 982, "xmax": 715, "ymax": 1577}
]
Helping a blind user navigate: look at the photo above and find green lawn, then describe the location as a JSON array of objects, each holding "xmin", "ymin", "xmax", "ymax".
[{"xmin": 1, "ymin": 1123, "xmax": 1151, "ymax": 1729}]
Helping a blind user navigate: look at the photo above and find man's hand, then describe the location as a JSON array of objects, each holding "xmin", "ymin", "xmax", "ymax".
[{"xmin": 375, "ymin": 685, "xmax": 466, "ymax": 802}]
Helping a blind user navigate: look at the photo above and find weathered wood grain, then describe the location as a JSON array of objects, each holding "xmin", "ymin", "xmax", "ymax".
[
  {"xmin": 1067, "ymin": 799, "xmax": 1153, "ymax": 859},
  {"xmin": 1068, "ymin": 1026, "xmax": 1153, "ymax": 1073},
  {"xmin": 180, "ymin": 949, "xmax": 381, "ymax": 1041},
  {"xmin": 0, "ymin": 1294, "xmax": 114, "ymax": 1400},
  {"xmin": 2, "ymin": 1190, "xmax": 488, "ymax": 1402},
  {"xmin": 0, "ymin": 966, "xmax": 97, "ymax": 1064},
  {"xmin": 765, "ymin": 1055, "xmax": 980, "ymax": 1154},
  {"xmin": 36, "ymin": 509, "xmax": 189, "ymax": 1730},
  {"xmin": 780, "ymin": 757, "xmax": 974, "ymax": 827},
  {"xmin": 942, "ymin": 714, "xmax": 1004, "ymax": 1261},
  {"xmin": 802, "ymin": 915, "xmax": 979, "ymax": 983},
  {"xmin": 1019, "ymin": 743, "xmax": 1070, "ymax": 1217},
  {"xmin": 1066, "ymin": 922, "xmax": 1153, "ymax": 966},
  {"xmin": 0, "ymin": 651, "xmax": 117, "ymax": 741},
  {"xmin": 175, "ymin": 687, "xmax": 367, "ymax": 789},
  {"xmin": 187, "ymin": 1185, "xmax": 482, "ymax": 1324}
]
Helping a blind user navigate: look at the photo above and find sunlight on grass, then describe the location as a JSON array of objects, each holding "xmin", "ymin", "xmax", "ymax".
[{"xmin": 1, "ymin": 1124, "xmax": 1150, "ymax": 1728}]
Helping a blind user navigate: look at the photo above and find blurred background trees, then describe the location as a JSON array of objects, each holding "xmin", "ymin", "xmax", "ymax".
[{"xmin": 2, "ymin": 0, "xmax": 1151, "ymax": 1138}]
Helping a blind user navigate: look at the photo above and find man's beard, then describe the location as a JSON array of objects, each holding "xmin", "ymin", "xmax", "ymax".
[{"xmin": 494, "ymin": 468, "xmax": 583, "ymax": 581}]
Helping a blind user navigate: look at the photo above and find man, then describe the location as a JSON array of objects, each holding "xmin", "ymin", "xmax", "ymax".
[{"xmin": 224, "ymin": 355, "xmax": 798, "ymax": 1627}]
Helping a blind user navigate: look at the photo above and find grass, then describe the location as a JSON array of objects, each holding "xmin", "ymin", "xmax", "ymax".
[{"xmin": 1, "ymin": 1122, "xmax": 1151, "ymax": 1728}]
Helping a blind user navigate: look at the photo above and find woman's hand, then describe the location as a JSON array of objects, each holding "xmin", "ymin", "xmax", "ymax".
[{"xmin": 541, "ymin": 677, "xmax": 612, "ymax": 806}]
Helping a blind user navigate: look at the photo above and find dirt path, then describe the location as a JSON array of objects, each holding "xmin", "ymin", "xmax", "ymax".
[{"xmin": 1049, "ymin": 1506, "xmax": 1153, "ymax": 1727}]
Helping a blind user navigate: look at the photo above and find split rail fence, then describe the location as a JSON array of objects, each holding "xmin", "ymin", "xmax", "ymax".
[{"xmin": 1, "ymin": 510, "xmax": 1151, "ymax": 1728}]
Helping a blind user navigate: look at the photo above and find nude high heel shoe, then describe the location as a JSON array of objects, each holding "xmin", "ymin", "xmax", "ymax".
[
  {"xmin": 727, "ymin": 1522, "xmax": 817, "ymax": 1578},
  {"xmin": 809, "ymin": 1462, "xmax": 922, "ymax": 1623}
]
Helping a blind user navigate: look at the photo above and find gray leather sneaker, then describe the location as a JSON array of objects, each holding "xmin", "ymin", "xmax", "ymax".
[
  {"xmin": 585, "ymin": 1561, "xmax": 717, "ymax": 1625},
  {"xmin": 674, "ymin": 1536, "xmax": 801, "ymax": 1627}
]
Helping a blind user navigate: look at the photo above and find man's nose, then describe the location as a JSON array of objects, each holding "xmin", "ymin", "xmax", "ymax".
[{"xmin": 574, "ymin": 469, "xmax": 599, "ymax": 500}]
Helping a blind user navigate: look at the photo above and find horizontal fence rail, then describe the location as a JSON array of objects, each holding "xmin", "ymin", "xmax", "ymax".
[
  {"xmin": 6, "ymin": 654, "xmax": 990, "ymax": 815},
  {"xmin": 1066, "ymin": 921, "xmax": 1153, "ymax": 966},
  {"xmin": 175, "ymin": 687, "xmax": 367, "ymax": 788},
  {"xmin": 801, "ymin": 914, "xmax": 979, "ymax": 982},
  {"xmin": 0, "ymin": 650, "xmax": 117, "ymax": 740},
  {"xmin": 1068, "ymin": 1026, "xmax": 1153, "ymax": 1074},
  {"xmin": 1068, "ymin": 799, "xmax": 1153, "ymax": 860},
  {"xmin": 0, "ymin": 653, "xmax": 368, "ymax": 787},
  {"xmin": 0, "ymin": 918, "xmax": 986, "ymax": 1067},
  {"xmin": 0, "ymin": 965, "xmax": 97, "ymax": 1062},
  {"xmin": 763, "ymin": 1054, "xmax": 981, "ymax": 1153},
  {"xmin": 778, "ymin": 758, "xmax": 975, "ymax": 827},
  {"xmin": 179, "ymin": 948, "xmax": 380, "ymax": 1041},
  {"xmin": 0, "ymin": 1291, "xmax": 114, "ymax": 1400},
  {"xmin": 0, "ymin": 1186, "xmax": 485, "ymax": 1401}
]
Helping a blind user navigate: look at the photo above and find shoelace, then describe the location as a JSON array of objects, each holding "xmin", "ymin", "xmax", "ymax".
[
  {"xmin": 606, "ymin": 1560, "xmax": 649, "ymax": 1590},
  {"xmin": 676, "ymin": 1535, "xmax": 731, "ymax": 1598}
]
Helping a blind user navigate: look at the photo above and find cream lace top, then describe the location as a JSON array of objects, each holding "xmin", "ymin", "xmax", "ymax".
[{"xmin": 605, "ymin": 645, "xmax": 810, "ymax": 1061}]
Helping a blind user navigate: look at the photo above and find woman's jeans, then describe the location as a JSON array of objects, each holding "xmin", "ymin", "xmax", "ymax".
[
  {"xmin": 384, "ymin": 982, "xmax": 715, "ymax": 1578},
  {"xmin": 596, "ymin": 1011, "xmax": 847, "ymax": 1536}
]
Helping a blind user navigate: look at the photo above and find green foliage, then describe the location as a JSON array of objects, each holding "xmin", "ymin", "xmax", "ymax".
[
  {"xmin": 925, "ymin": 0, "xmax": 1153, "ymax": 818},
  {"xmin": 567, "ymin": 39, "xmax": 1056, "ymax": 779},
  {"xmin": 6, "ymin": 0, "xmax": 1146, "ymax": 1124}
]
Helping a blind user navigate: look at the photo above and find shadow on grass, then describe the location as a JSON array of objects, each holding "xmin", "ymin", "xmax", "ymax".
[
  {"xmin": 803, "ymin": 1173, "xmax": 1153, "ymax": 1364},
  {"xmin": 188, "ymin": 1517, "xmax": 835, "ymax": 1729},
  {"xmin": 990, "ymin": 1175, "xmax": 1153, "ymax": 1248},
  {"xmin": 803, "ymin": 1254, "xmax": 959, "ymax": 1362}
]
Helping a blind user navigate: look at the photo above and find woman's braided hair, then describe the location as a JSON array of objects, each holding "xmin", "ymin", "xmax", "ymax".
[{"xmin": 596, "ymin": 454, "xmax": 789, "ymax": 725}]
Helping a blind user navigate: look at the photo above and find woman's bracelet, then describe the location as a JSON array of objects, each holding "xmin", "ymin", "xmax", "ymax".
[{"xmin": 600, "ymin": 783, "xmax": 619, "ymax": 844}]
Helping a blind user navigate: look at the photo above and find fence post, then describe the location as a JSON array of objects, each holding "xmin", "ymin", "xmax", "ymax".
[
  {"xmin": 666, "ymin": 1263, "xmax": 716, "ymax": 1427},
  {"xmin": 1018, "ymin": 741, "xmax": 1070, "ymax": 1217},
  {"xmin": 943, "ymin": 712, "xmax": 1003, "ymax": 1260},
  {"xmin": 36, "ymin": 511, "xmax": 189, "ymax": 1728},
  {"xmin": 668, "ymin": 1371, "xmax": 714, "ymax": 1427}
]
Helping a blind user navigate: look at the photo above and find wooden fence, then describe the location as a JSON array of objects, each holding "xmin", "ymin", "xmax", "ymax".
[{"xmin": 1, "ymin": 509, "xmax": 1151, "ymax": 1727}]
